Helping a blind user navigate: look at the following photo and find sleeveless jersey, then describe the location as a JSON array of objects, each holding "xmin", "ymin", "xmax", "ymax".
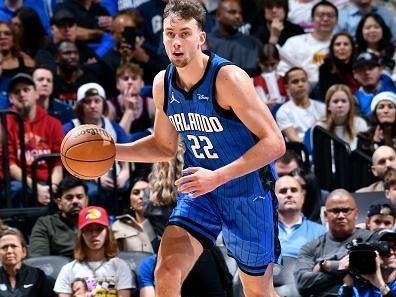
[{"xmin": 164, "ymin": 51, "xmax": 277, "ymax": 199}]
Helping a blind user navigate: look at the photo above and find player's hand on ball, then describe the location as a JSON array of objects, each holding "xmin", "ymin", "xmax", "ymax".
[{"xmin": 175, "ymin": 167, "xmax": 222, "ymax": 198}]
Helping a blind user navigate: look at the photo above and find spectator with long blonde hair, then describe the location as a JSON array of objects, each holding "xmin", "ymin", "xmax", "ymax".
[{"xmin": 316, "ymin": 84, "xmax": 368, "ymax": 150}]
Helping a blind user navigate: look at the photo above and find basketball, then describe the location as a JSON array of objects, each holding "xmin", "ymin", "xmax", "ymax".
[{"xmin": 61, "ymin": 124, "xmax": 116, "ymax": 180}]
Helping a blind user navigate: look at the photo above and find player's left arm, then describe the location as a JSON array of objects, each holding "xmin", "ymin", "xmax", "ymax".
[{"xmin": 176, "ymin": 65, "xmax": 285, "ymax": 197}]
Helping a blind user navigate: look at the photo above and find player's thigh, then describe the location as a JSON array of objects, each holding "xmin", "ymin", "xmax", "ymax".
[
  {"xmin": 220, "ymin": 190, "xmax": 280, "ymax": 274},
  {"xmin": 156, "ymin": 225, "xmax": 204, "ymax": 281}
]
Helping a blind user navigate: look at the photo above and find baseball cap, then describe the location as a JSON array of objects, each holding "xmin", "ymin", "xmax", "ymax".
[
  {"xmin": 367, "ymin": 203, "xmax": 396, "ymax": 218},
  {"xmin": 8, "ymin": 73, "xmax": 35, "ymax": 93},
  {"xmin": 370, "ymin": 91, "xmax": 396, "ymax": 113},
  {"xmin": 77, "ymin": 83, "xmax": 106, "ymax": 102},
  {"xmin": 78, "ymin": 206, "xmax": 109, "ymax": 230},
  {"xmin": 51, "ymin": 8, "xmax": 76, "ymax": 26},
  {"xmin": 353, "ymin": 52, "xmax": 380, "ymax": 70}
]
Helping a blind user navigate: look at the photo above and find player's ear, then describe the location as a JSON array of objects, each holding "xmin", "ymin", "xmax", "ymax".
[{"xmin": 199, "ymin": 31, "xmax": 206, "ymax": 47}]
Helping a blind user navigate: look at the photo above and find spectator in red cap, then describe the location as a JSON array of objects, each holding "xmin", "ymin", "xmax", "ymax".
[{"xmin": 54, "ymin": 206, "xmax": 134, "ymax": 297}]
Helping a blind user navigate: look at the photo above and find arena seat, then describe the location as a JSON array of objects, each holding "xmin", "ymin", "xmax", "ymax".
[{"xmin": 24, "ymin": 255, "xmax": 71, "ymax": 279}]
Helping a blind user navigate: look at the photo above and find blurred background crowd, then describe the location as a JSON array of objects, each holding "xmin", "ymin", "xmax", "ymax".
[{"xmin": 0, "ymin": 0, "xmax": 395, "ymax": 296}]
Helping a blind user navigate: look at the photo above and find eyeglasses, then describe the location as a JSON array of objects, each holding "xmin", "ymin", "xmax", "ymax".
[
  {"xmin": 278, "ymin": 187, "xmax": 299, "ymax": 194},
  {"xmin": 326, "ymin": 208, "xmax": 355, "ymax": 215}
]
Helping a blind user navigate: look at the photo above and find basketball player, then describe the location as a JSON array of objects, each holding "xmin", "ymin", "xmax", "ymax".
[{"xmin": 116, "ymin": 1, "xmax": 285, "ymax": 296}]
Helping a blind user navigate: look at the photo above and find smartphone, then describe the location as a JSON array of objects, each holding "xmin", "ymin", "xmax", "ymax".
[{"xmin": 122, "ymin": 26, "xmax": 136, "ymax": 49}]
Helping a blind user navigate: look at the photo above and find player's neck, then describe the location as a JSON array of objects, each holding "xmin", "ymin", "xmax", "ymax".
[{"xmin": 175, "ymin": 53, "xmax": 209, "ymax": 92}]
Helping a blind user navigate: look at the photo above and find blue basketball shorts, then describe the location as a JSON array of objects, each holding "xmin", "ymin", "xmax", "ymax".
[{"xmin": 168, "ymin": 190, "xmax": 281, "ymax": 276}]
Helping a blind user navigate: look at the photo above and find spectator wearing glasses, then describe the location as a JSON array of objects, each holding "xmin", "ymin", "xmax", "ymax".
[
  {"xmin": 275, "ymin": 175, "xmax": 326, "ymax": 258},
  {"xmin": 277, "ymin": 1, "xmax": 338, "ymax": 85},
  {"xmin": 295, "ymin": 189, "xmax": 372, "ymax": 297},
  {"xmin": 357, "ymin": 146, "xmax": 396, "ymax": 193}
]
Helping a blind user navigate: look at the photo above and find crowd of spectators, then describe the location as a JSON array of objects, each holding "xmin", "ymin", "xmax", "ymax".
[{"xmin": 0, "ymin": 0, "xmax": 395, "ymax": 296}]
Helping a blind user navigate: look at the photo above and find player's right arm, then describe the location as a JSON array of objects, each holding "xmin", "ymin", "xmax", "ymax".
[{"xmin": 115, "ymin": 71, "xmax": 179, "ymax": 163}]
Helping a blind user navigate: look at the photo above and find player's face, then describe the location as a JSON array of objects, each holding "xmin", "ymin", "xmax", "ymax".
[
  {"xmin": 129, "ymin": 180, "xmax": 148, "ymax": 213},
  {"xmin": 33, "ymin": 69, "xmax": 54, "ymax": 98},
  {"xmin": 366, "ymin": 214, "xmax": 395, "ymax": 231},
  {"xmin": 82, "ymin": 223, "xmax": 107, "ymax": 250},
  {"xmin": 57, "ymin": 186, "xmax": 88, "ymax": 219},
  {"xmin": 116, "ymin": 70, "xmax": 144, "ymax": 95},
  {"xmin": 375, "ymin": 100, "xmax": 396, "ymax": 124},
  {"xmin": 328, "ymin": 90, "xmax": 350, "ymax": 121},
  {"xmin": 275, "ymin": 176, "xmax": 304, "ymax": 212},
  {"xmin": 163, "ymin": 16, "xmax": 205, "ymax": 68}
]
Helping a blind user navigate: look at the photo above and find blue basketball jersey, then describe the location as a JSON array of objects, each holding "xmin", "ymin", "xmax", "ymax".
[{"xmin": 163, "ymin": 51, "xmax": 277, "ymax": 198}]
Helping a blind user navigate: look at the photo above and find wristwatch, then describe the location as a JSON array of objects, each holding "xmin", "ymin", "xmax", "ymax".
[{"xmin": 319, "ymin": 260, "xmax": 327, "ymax": 272}]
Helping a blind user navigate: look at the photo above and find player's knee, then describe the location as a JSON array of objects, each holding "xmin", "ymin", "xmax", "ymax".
[{"xmin": 242, "ymin": 280, "xmax": 277, "ymax": 297}]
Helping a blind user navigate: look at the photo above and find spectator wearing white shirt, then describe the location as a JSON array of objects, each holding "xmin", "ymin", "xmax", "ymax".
[
  {"xmin": 276, "ymin": 67, "xmax": 325, "ymax": 142},
  {"xmin": 277, "ymin": 0, "xmax": 338, "ymax": 85}
]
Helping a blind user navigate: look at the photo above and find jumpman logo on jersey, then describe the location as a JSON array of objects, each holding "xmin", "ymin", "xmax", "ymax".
[
  {"xmin": 170, "ymin": 92, "xmax": 180, "ymax": 104},
  {"xmin": 253, "ymin": 195, "xmax": 266, "ymax": 202}
]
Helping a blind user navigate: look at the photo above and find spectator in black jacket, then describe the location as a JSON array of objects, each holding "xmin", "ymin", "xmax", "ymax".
[
  {"xmin": 253, "ymin": 0, "xmax": 304, "ymax": 46},
  {"xmin": 315, "ymin": 32, "xmax": 360, "ymax": 99},
  {"xmin": 0, "ymin": 227, "xmax": 55, "ymax": 297}
]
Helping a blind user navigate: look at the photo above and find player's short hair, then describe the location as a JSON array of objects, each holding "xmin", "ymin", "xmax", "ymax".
[{"xmin": 163, "ymin": 0, "xmax": 206, "ymax": 31}]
